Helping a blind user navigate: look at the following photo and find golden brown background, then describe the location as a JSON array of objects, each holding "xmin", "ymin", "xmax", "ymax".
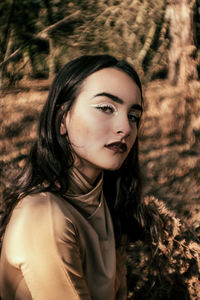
[{"xmin": 0, "ymin": 0, "xmax": 200, "ymax": 298}]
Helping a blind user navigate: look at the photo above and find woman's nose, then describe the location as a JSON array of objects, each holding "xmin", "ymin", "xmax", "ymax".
[{"xmin": 114, "ymin": 115, "xmax": 132, "ymax": 137}]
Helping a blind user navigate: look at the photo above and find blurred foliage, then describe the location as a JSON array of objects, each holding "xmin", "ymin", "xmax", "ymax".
[{"xmin": 0, "ymin": 0, "xmax": 199, "ymax": 83}]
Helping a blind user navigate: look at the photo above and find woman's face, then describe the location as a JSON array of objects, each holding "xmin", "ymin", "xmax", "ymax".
[{"xmin": 61, "ymin": 67, "xmax": 142, "ymax": 182}]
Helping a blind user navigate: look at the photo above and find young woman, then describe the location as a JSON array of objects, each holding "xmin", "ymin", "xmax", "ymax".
[{"xmin": 0, "ymin": 55, "xmax": 159, "ymax": 300}]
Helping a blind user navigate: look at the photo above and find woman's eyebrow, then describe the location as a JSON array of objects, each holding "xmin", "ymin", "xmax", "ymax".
[{"xmin": 94, "ymin": 92, "xmax": 143, "ymax": 111}]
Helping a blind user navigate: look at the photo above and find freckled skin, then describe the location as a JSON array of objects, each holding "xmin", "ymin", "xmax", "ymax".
[{"xmin": 62, "ymin": 67, "xmax": 142, "ymax": 182}]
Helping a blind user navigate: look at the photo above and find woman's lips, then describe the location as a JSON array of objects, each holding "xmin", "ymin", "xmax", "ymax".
[{"xmin": 105, "ymin": 142, "xmax": 127, "ymax": 153}]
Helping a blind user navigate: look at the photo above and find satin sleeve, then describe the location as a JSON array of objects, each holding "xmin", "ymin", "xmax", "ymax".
[{"xmin": 5, "ymin": 193, "xmax": 91, "ymax": 300}]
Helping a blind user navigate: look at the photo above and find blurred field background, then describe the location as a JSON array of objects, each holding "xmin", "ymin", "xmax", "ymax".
[{"xmin": 0, "ymin": 0, "xmax": 200, "ymax": 299}]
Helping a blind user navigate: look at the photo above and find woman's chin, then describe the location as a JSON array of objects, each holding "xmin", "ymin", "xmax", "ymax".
[{"xmin": 101, "ymin": 161, "xmax": 124, "ymax": 171}]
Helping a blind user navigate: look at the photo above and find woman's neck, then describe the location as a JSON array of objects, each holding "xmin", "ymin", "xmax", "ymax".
[
  {"xmin": 72, "ymin": 154, "xmax": 102, "ymax": 186},
  {"xmin": 74, "ymin": 166, "xmax": 102, "ymax": 186}
]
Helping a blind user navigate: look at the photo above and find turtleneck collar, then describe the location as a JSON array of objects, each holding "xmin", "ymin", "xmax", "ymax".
[{"xmin": 64, "ymin": 167, "xmax": 104, "ymax": 218}]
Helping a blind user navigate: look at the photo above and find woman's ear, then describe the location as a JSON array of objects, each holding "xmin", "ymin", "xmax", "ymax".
[{"xmin": 60, "ymin": 113, "xmax": 67, "ymax": 135}]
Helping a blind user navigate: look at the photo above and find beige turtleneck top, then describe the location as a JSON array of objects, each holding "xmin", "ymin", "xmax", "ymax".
[{"xmin": 0, "ymin": 169, "xmax": 127, "ymax": 300}]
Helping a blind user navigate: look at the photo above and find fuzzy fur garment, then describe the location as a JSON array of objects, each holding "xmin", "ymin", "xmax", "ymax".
[{"xmin": 127, "ymin": 196, "xmax": 200, "ymax": 300}]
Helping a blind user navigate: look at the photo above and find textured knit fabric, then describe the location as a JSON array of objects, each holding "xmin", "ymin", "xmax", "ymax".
[{"xmin": 0, "ymin": 170, "xmax": 127, "ymax": 300}]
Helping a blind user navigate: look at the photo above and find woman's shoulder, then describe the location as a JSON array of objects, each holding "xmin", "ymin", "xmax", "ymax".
[
  {"xmin": 13, "ymin": 192, "xmax": 62, "ymax": 223},
  {"xmin": 17, "ymin": 191, "xmax": 60, "ymax": 208},
  {"xmin": 7, "ymin": 192, "xmax": 78, "ymax": 241},
  {"xmin": 17, "ymin": 192, "xmax": 74, "ymax": 218},
  {"xmin": 2, "ymin": 192, "xmax": 80, "ymax": 270}
]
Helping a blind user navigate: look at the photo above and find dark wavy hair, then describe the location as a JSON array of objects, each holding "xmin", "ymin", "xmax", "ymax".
[{"xmin": 1, "ymin": 54, "xmax": 161, "ymax": 248}]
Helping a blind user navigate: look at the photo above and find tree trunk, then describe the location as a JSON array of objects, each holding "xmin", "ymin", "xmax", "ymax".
[
  {"xmin": 43, "ymin": 0, "xmax": 54, "ymax": 24},
  {"xmin": 138, "ymin": 23, "xmax": 157, "ymax": 64},
  {"xmin": 0, "ymin": 28, "xmax": 14, "ymax": 88},
  {"xmin": 167, "ymin": 0, "xmax": 198, "ymax": 86},
  {"xmin": 48, "ymin": 37, "xmax": 55, "ymax": 78},
  {"xmin": 1, "ymin": 0, "xmax": 15, "ymax": 60}
]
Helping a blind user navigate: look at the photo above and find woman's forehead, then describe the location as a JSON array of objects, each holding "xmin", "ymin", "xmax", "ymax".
[{"xmin": 78, "ymin": 67, "xmax": 141, "ymax": 103}]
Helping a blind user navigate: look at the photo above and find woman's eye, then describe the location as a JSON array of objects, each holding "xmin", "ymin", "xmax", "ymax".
[
  {"xmin": 128, "ymin": 113, "xmax": 140, "ymax": 123},
  {"xmin": 96, "ymin": 105, "xmax": 115, "ymax": 113}
]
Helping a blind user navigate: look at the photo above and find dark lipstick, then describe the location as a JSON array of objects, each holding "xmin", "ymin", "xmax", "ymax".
[{"xmin": 105, "ymin": 142, "xmax": 127, "ymax": 153}]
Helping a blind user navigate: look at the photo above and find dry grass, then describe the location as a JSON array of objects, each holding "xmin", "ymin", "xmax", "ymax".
[
  {"xmin": 140, "ymin": 80, "xmax": 200, "ymax": 227},
  {"xmin": 0, "ymin": 82, "xmax": 49, "ymax": 191}
]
